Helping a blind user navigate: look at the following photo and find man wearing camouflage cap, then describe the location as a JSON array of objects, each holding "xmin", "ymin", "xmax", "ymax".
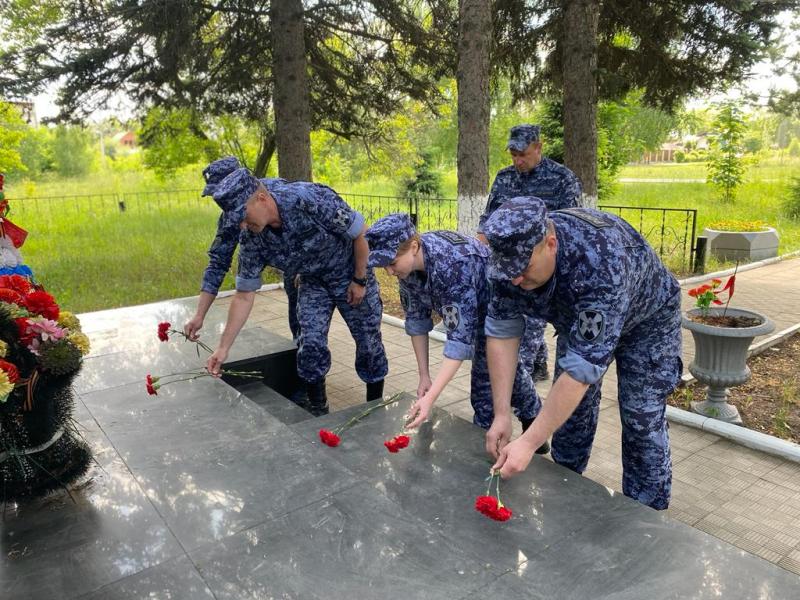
[
  {"xmin": 483, "ymin": 197, "xmax": 682, "ymax": 510},
  {"xmin": 477, "ymin": 124, "xmax": 582, "ymax": 385},
  {"xmin": 183, "ymin": 157, "xmax": 302, "ymax": 346},
  {"xmin": 365, "ymin": 214, "xmax": 547, "ymax": 453},
  {"xmin": 206, "ymin": 167, "xmax": 388, "ymax": 416}
]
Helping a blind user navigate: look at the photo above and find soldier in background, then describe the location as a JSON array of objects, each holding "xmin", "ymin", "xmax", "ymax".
[{"xmin": 477, "ymin": 124, "xmax": 582, "ymax": 383}]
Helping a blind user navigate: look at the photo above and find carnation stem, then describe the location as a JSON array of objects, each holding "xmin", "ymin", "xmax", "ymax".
[{"xmin": 333, "ymin": 392, "xmax": 403, "ymax": 434}]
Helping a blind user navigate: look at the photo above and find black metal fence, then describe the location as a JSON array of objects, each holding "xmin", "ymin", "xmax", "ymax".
[{"xmin": 8, "ymin": 190, "xmax": 697, "ymax": 271}]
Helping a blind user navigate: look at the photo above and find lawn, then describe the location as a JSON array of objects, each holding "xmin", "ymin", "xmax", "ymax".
[{"xmin": 4, "ymin": 156, "xmax": 799, "ymax": 313}]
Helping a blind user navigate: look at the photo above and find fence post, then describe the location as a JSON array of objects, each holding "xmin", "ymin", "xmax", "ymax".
[
  {"xmin": 408, "ymin": 196, "xmax": 418, "ymax": 226},
  {"xmin": 693, "ymin": 236, "xmax": 707, "ymax": 274},
  {"xmin": 117, "ymin": 193, "xmax": 126, "ymax": 213}
]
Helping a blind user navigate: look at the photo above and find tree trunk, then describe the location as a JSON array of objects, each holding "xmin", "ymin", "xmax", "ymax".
[
  {"xmin": 270, "ymin": 0, "xmax": 312, "ymax": 181},
  {"xmin": 456, "ymin": 0, "xmax": 491, "ymax": 234},
  {"xmin": 253, "ymin": 126, "xmax": 277, "ymax": 178},
  {"xmin": 562, "ymin": 0, "xmax": 599, "ymax": 207}
]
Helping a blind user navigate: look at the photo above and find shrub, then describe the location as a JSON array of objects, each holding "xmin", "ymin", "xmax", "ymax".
[
  {"xmin": 783, "ymin": 177, "xmax": 800, "ymax": 221},
  {"xmin": 674, "ymin": 150, "xmax": 686, "ymax": 163}
]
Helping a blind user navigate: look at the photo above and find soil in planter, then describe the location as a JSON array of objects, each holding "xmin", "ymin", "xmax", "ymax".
[
  {"xmin": 668, "ymin": 332, "xmax": 800, "ymax": 444},
  {"xmin": 688, "ymin": 314, "xmax": 763, "ymax": 328}
]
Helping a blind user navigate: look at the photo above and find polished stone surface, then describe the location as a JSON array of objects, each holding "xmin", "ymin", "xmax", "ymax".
[{"xmin": 2, "ymin": 296, "xmax": 798, "ymax": 599}]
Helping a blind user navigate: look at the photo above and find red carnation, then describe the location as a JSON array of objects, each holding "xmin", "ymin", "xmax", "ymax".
[
  {"xmin": 688, "ymin": 288, "xmax": 698, "ymax": 298},
  {"xmin": 15, "ymin": 317, "xmax": 35, "ymax": 345},
  {"xmin": 0, "ymin": 288, "xmax": 23, "ymax": 304},
  {"xmin": 384, "ymin": 434, "xmax": 411, "ymax": 453},
  {"xmin": 319, "ymin": 428, "xmax": 341, "ymax": 447},
  {"xmin": 0, "ymin": 359, "xmax": 20, "ymax": 383},
  {"xmin": 0, "ymin": 275, "xmax": 32, "ymax": 294},
  {"xmin": 22, "ymin": 290, "xmax": 59, "ymax": 320},
  {"xmin": 145, "ymin": 374, "xmax": 159, "ymax": 395},
  {"xmin": 475, "ymin": 495, "xmax": 498, "ymax": 516},
  {"xmin": 492, "ymin": 506, "xmax": 513, "ymax": 522},
  {"xmin": 157, "ymin": 322, "xmax": 171, "ymax": 342}
]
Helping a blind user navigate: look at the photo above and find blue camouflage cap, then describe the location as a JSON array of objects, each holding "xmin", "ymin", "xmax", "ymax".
[
  {"xmin": 506, "ymin": 124, "xmax": 541, "ymax": 152},
  {"xmin": 202, "ymin": 156, "xmax": 241, "ymax": 197},
  {"xmin": 212, "ymin": 167, "xmax": 259, "ymax": 229},
  {"xmin": 483, "ymin": 196, "xmax": 547, "ymax": 281},
  {"xmin": 365, "ymin": 213, "xmax": 417, "ymax": 268}
]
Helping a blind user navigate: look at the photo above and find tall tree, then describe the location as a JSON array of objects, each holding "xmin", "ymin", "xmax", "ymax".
[
  {"xmin": 271, "ymin": 0, "xmax": 313, "ymax": 181},
  {"xmin": 456, "ymin": 0, "xmax": 491, "ymax": 234},
  {"xmin": 493, "ymin": 0, "xmax": 793, "ymax": 202},
  {"xmin": 0, "ymin": 1, "xmax": 453, "ymax": 179},
  {"xmin": 562, "ymin": 0, "xmax": 599, "ymax": 205}
]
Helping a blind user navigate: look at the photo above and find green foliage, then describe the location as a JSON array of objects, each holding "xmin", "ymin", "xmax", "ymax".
[
  {"xmin": 16, "ymin": 126, "xmax": 54, "ymax": 177},
  {"xmin": 707, "ymin": 103, "xmax": 748, "ymax": 203},
  {"xmin": 50, "ymin": 125, "xmax": 93, "ymax": 177},
  {"xmin": 0, "ymin": 101, "xmax": 27, "ymax": 173},
  {"xmin": 789, "ymin": 139, "xmax": 800, "ymax": 157},
  {"xmin": 784, "ymin": 177, "xmax": 800, "ymax": 221},
  {"xmin": 140, "ymin": 108, "xmax": 218, "ymax": 179},
  {"xmin": 401, "ymin": 152, "xmax": 442, "ymax": 200},
  {"xmin": 674, "ymin": 150, "xmax": 686, "ymax": 163}
]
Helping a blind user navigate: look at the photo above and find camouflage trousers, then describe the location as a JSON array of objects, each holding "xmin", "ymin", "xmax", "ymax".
[
  {"xmin": 296, "ymin": 275, "xmax": 388, "ymax": 385},
  {"xmin": 518, "ymin": 315, "xmax": 548, "ymax": 371},
  {"xmin": 470, "ymin": 329, "xmax": 542, "ymax": 429},
  {"xmin": 550, "ymin": 294, "xmax": 682, "ymax": 510},
  {"xmin": 283, "ymin": 271, "xmax": 300, "ymax": 342}
]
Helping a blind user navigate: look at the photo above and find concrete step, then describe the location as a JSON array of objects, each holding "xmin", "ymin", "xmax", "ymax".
[{"xmin": 236, "ymin": 381, "xmax": 314, "ymax": 426}]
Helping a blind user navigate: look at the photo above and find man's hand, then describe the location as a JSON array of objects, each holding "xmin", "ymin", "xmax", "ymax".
[
  {"xmin": 183, "ymin": 315, "xmax": 204, "ymax": 341},
  {"xmin": 346, "ymin": 281, "xmax": 366, "ymax": 306},
  {"xmin": 416, "ymin": 375, "xmax": 432, "ymax": 399},
  {"xmin": 406, "ymin": 392, "xmax": 436, "ymax": 429},
  {"xmin": 206, "ymin": 348, "xmax": 229, "ymax": 377},
  {"xmin": 491, "ymin": 436, "xmax": 537, "ymax": 479},
  {"xmin": 485, "ymin": 413, "xmax": 513, "ymax": 460}
]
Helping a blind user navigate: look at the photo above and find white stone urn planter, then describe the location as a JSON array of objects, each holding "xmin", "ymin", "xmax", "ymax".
[
  {"xmin": 703, "ymin": 226, "xmax": 779, "ymax": 262},
  {"xmin": 682, "ymin": 307, "xmax": 775, "ymax": 424}
]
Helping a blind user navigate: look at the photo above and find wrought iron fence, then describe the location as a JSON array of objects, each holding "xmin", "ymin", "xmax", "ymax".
[{"xmin": 8, "ymin": 190, "xmax": 696, "ymax": 271}]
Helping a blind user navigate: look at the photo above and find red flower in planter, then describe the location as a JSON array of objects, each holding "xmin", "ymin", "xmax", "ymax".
[{"xmin": 688, "ymin": 271, "xmax": 737, "ymax": 316}]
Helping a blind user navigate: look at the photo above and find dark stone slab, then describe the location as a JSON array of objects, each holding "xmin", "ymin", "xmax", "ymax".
[
  {"xmin": 75, "ymin": 326, "xmax": 295, "ymax": 395},
  {"xmin": 78, "ymin": 555, "xmax": 215, "ymax": 600},
  {"xmin": 81, "ymin": 378, "xmax": 286, "ymax": 467},
  {"xmin": 0, "ymin": 422, "xmax": 184, "ymax": 600},
  {"xmin": 190, "ymin": 482, "xmax": 500, "ymax": 600},
  {"xmin": 236, "ymin": 381, "xmax": 311, "ymax": 425},
  {"xmin": 464, "ymin": 508, "xmax": 800, "ymax": 599},
  {"xmin": 292, "ymin": 398, "xmax": 643, "ymax": 571}
]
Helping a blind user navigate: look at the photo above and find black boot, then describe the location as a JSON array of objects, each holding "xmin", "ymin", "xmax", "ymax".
[
  {"xmin": 306, "ymin": 378, "xmax": 329, "ymax": 417},
  {"xmin": 366, "ymin": 379, "xmax": 384, "ymax": 403},
  {"xmin": 520, "ymin": 417, "xmax": 550, "ymax": 454},
  {"xmin": 533, "ymin": 361, "xmax": 550, "ymax": 382}
]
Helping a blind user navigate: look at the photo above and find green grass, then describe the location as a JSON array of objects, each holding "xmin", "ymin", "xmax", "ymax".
[
  {"xmin": 619, "ymin": 156, "xmax": 800, "ymax": 181},
  {"xmin": 5, "ymin": 156, "xmax": 800, "ymax": 313}
]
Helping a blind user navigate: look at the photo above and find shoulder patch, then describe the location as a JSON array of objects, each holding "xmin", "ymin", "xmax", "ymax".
[
  {"xmin": 441, "ymin": 304, "xmax": 461, "ymax": 330},
  {"xmin": 433, "ymin": 231, "xmax": 468, "ymax": 245},
  {"xmin": 555, "ymin": 208, "xmax": 613, "ymax": 228},
  {"xmin": 577, "ymin": 310, "xmax": 604, "ymax": 342},
  {"xmin": 332, "ymin": 207, "xmax": 351, "ymax": 229}
]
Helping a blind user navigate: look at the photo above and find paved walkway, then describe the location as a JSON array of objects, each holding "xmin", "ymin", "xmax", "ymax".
[{"xmin": 233, "ymin": 256, "xmax": 800, "ymax": 575}]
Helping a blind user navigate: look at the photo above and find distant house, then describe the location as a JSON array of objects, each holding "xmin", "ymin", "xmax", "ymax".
[
  {"xmin": 6, "ymin": 100, "xmax": 38, "ymax": 126},
  {"xmin": 639, "ymin": 141, "xmax": 683, "ymax": 163},
  {"xmin": 112, "ymin": 131, "xmax": 137, "ymax": 148}
]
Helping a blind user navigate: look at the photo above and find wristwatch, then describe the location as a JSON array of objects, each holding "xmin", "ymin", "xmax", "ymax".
[{"xmin": 351, "ymin": 276, "xmax": 367, "ymax": 287}]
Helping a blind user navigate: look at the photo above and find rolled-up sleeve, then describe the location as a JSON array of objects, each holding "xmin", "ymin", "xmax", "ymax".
[
  {"xmin": 235, "ymin": 232, "xmax": 265, "ymax": 292},
  {"xmin": 558, "ymin": 348, "xmax": 607, "ymax": 384}
]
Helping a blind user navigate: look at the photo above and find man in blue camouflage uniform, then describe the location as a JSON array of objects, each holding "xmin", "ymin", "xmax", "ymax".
[
  {"xmin": 183, "ymin": 156, "xmax": 301, "ymax": 344},
  {"xmin": 483, "ymin": 197, "xmax": 681, "ymax": 510},
  {"xmin": 477, "ymin": 124, "xmax": 582, "ymax": 383},
  {"xmin": 365, "ymin": 215, "xmax": 547, "ymax": 453},
  {"xmin": 206, "ymin": 168, "xmax": 388, "ymax": 416}
]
